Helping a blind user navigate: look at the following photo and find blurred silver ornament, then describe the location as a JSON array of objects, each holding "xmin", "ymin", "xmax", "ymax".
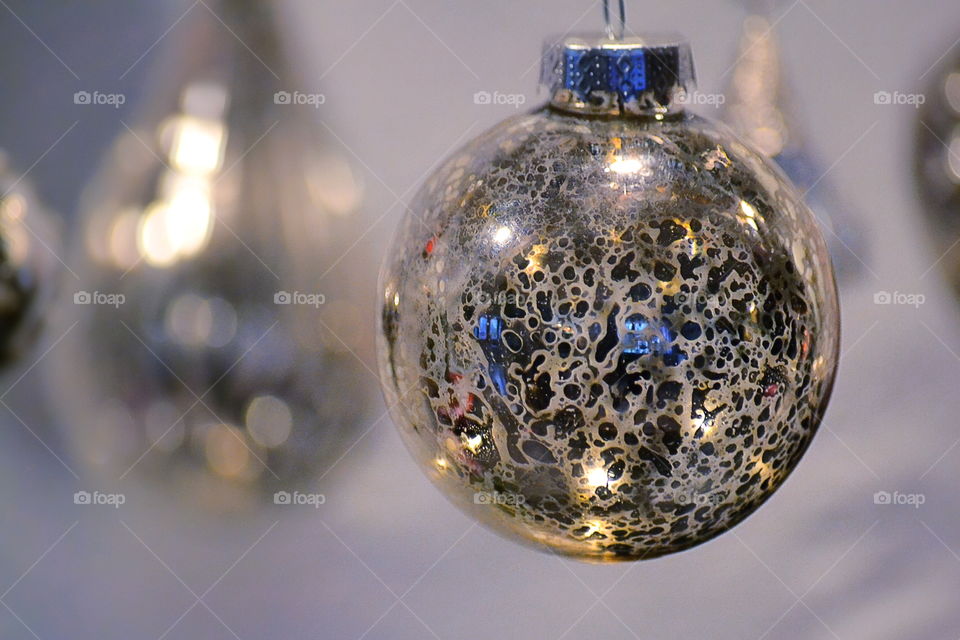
[
  {"xmin": 721, "ymin": 7, "xmax": 868, "ymax": 281},
  {"xmin": 378, "ymin": 26, "xmax": 839, "ymax": 561},
  {"xmin": 49, "ymin": 0, "xmax": 374, "ymax": 511},
  {"xmin": 0, "ymin": 151, "xmax": 60, "ymax": 368},
  {"xmin": 915, "ymin": 42, "xmax": 960, "ymax": 292}
]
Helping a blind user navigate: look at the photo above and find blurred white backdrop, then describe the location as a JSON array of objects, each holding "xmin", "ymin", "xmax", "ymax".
[{"xmin": 1, "ymin": 1, "xmax": 960, "ymax": 638}]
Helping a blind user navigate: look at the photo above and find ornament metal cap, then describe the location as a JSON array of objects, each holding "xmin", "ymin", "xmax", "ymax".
[{"xmin": 540, "ymin": 33, "xmax": 697, "ymax": 117}]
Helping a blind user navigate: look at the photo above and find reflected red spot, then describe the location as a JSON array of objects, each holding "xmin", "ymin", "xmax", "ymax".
[
  {"xmin": 764, "ymin": 384, "xmax": 779, "ymax": 397},
  {"xmin": 438, "ymin": 369, "xmax": 474, "ymax": 422}
]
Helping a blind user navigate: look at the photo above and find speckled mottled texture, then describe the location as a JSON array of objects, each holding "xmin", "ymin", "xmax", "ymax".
[{"xmin": 378, "ymin": 106, "xmax": 839, "ymax": 561}]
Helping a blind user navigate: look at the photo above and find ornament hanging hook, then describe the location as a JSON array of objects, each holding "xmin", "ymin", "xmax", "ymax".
[{"xmin": 603, "ymin": 0, "xmax": 626, "ymax": 40}]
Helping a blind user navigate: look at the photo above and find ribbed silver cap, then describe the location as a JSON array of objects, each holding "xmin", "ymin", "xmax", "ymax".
[{"xmin": 540, "ymin": 33, "xmax": 696, "ymax": 117}]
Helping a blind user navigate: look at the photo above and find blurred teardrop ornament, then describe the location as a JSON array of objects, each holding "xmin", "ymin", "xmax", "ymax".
[
  {"xmin": 49, "ymin": 0, "xmax": 373, "ymax": 511},
  {"xmin": 0, "ymin": 151, "xmax": 60, "ymax": 368},
  {"xmin": 378, "ymin": 10, "xmax": 839, "ymax": 560},
  {"xmin": 721, "ymin": 2, "xmax": 868, "ymax": 281},
  {"xmin": 915, "ymin": 40, "xmax": 960, "ymax": 294}
]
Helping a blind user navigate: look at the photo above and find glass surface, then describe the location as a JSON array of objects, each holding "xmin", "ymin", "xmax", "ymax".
[
  {"xmin": 379, "ymin": 106, "xmax": 840, "ymax": 561},
  {"xmin": 48, "ymin": 1, "xmax": 373, "ymax": 511}
]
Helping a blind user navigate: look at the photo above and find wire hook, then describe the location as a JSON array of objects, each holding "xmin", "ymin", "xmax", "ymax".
[{"xmin": 603, "ymin": 0, "xmax": 626, "ymax": 40}]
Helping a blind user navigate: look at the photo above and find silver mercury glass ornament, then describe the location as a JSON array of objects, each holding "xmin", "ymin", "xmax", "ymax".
[
  {"xmin": 378, "ymin": 6, "xmax": 839, "ymax": 561},
  {"xmin": 49, "ymin": 0, "xmax": 373, "ymax": 511},
  {"xmin": 0, "ymin": 151, "xmax": 60, "ymax": 368},
  {"xmin": 721, "ymin": 0, "xmax": 868, "ymax": 281},
  {"xmin": 915, "ymin": 42, "xmax": 960, "ymax": 294}
]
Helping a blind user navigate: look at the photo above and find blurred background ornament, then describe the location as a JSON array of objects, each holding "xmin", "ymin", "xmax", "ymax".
[
  {"xmin": 915, "ymin": 39, "xmax": 960, "ymax": 294},
  {"xmin": 378, "ymin": 3, "xmax": 840, "ymax": 562},
  {"xmin": 0, "ymin": 151, "xmax": 60, "ymax": 369},
  {"xmin": 721, "ymin": 0, "xmax": 869, "ymax": 281},
  {"xmin": 48, "ymin": 0, "xmax": 373, "ymax": 511}
]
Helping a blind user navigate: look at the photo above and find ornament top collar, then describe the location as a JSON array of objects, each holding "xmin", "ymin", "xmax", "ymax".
[{"xmin": 540, "ymin": 33, "xmax": 697, "ymax": 118}]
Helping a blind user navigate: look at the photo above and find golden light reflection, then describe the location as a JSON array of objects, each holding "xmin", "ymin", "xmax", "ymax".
[
  {"xmin": 585, "ymin": 466, "xmax": 608, "ymax": 488},
  {"xmin": 690, "ymin": 414, "xmax": 707, "ymax": 435},
  {"xmin": 167, "ymin": 115, "xmax": 226, "ymax": 175},
  {"xmin": 660, "ymin": 278, "xmax": 682, "ymax": 297},
  {"xmin": 138, "ymin": 202, "xmax": 179, "ymax": 267},
  {"xmin": 136, "ymin": 82, "xmax": 228, "ymax": 268},
  {"xmin": 608, "ymin": 157, "xmax": 645, "ymax": 174},
  {"xmin": 461, "ymin": 432, "xmax": 483, "ymax": 455},
  {"xmin": 523, "ymin": 243, "xmax": 548, "ymax": 275},
  {"xmin": 747, "ymin": 454, "xmax": 774, "ymax": 483},
  {"xmin": 138, "ymin": 171, "xmax": 215, "ymax": 266},
  {"xmin": 493, "ymin": 225, "xmax": 513, "ymax": 245},
  {"xmin": 737, "ymin": 199, "xmax": 761, "ymax": 232},
  {"xmin": 672, "ymin": 217, "xmax": 701, "ymax": 256}
]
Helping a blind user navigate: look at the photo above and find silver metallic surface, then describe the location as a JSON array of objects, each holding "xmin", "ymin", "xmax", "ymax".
[
  {"xmin": 541, "ymin": 34, "xmax": 696, "ymax": 117},
  {"xmin": 379, "ymin": 37, "xmax": 839, "ymax": 560},
  {"xmin": 48, "ymin": 0, "xmax": 372, "ymax": 511}
]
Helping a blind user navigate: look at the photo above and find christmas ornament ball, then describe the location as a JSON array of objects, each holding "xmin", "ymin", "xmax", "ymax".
[
  {"xmin": 378, "ymin": 35, "xmax": 839, "ymax": 561},
  {"xmin": 48, "ymin": 0, "xmax": 374, "ymax": 511}
]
